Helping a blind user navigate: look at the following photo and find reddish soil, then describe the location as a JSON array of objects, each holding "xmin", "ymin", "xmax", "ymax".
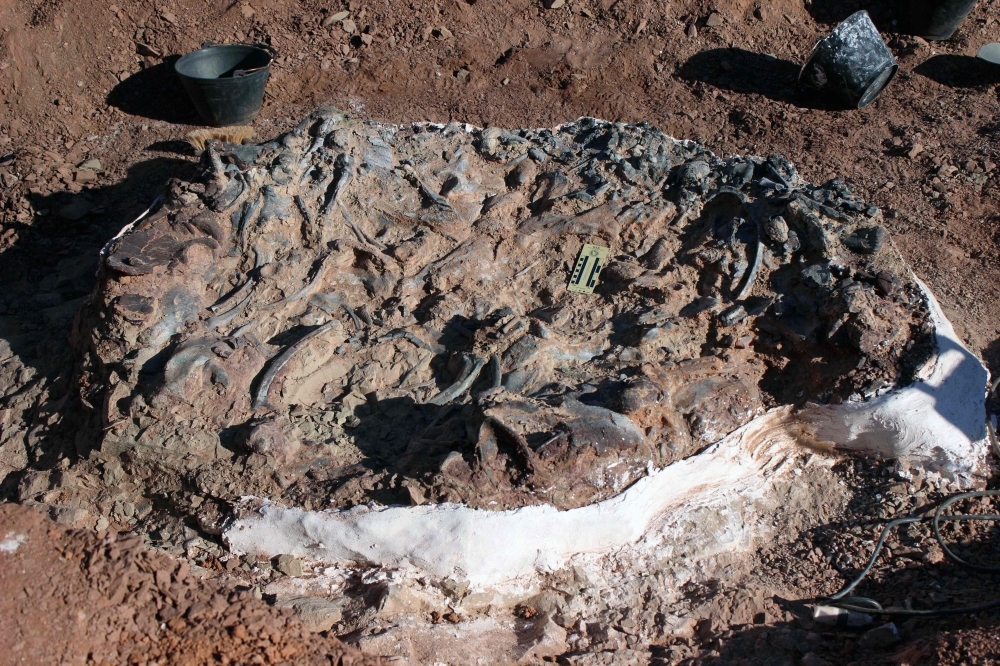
[
  {"xmin": 1, "ymin": 0, "xmax": 999, "ymax": 663},
  {"xmin": 0, "ymin": 504, "xmax": 379, "ymax": 666}
]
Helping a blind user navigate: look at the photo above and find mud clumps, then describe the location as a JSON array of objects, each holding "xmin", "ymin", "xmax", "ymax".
[{"xmin": 71, "ymin": 110, "xmax": 932, "ymax": 521}]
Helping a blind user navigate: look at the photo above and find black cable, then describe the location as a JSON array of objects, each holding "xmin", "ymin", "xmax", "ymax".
[{"xmin": 817, "ymin": 489, "xmax": 1000, "ymax": 618}]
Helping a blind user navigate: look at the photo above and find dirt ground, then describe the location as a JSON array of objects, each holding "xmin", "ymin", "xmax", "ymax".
[
  {"xmin": 0, "ymin": 504, "xmax": 381, "ymax": 666},
  {"xmin": 1, "ymin": 0, "xmax": 999, "ymax": 663}
]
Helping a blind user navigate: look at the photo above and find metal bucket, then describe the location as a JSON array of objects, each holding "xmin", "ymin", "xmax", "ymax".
[
  {"xmin": 175, "ymin": 44, "xmax": 273, "ymax": 126},
  {"xmin": 910, "ymin": 0, "xmax": 978, "ymax": 41},
  {"xmin": 799, "ymin": 11, "xmax": 898, "ymax": 110}
]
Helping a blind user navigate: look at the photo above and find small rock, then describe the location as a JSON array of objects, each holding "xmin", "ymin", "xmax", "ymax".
[
  {"xmin": 17, "ymin": 471, "xmax": 51, "ymax": 501},
  {"xmin": 58, "ymin": 197, "xmax": 94, "ymax": 220},
  {"xmin": 246, "ymin": 419, "xmax": 300, "ymax": 459},
  {"xmin": 102, "ymin": 459, "xmax": 126, "ymax": 486},
  {"xmin": 705, "ymin": 12, "xmax": 724, "ymax": 27},
  {"xmin": 135, "ymin": 42, "xmax": 161, "ymax": 58},
  {"xmin": 274, "ymin": 554, "xmax": 303, "ymax": 577},
  {"xmin": 404, "ymin": 482, "xmax": 426, "ymax": 505},
  {"xmin": 718, "ymin": 305, "xmax": 747, "ymax": 326},
  {"xmin": 440, "ymin": 578, "xmax": 470, "ymax": 600},
  {"xmin": 753, "ymin": 7, "xmax": 766, "ymax": 20},
  {"xmin": 801, "ymin": 263, "xmax": 834, "ymax": 289},
  {"xmin": 923, "ymin": 542, "xmax": 945, "ymax": 564},
  {"xmin": 543, "ymin": 0, "xmax": 566, "ymax": 8},
  {"xmin": 907, "ymin": 143, "xmax": 924, "ymax": 159},
  {"xmin": 323, "ymin": 10, "xmax": 350, "ymax": 26},
  {"xmin": 274, "ymin": 596, "xmax": 344, "ymax": 632},
  {"xmin": 342, "ymin": 18, "xmax": 356, "ymax": 33},
  {"xmin": 875, "ymin": 271, "xmax": 904, "ymax": 294},
  {"xmin": 160, "ymin": 10, "xmax": 177, "ymax": 24},
  {"xmin": 360, "ymin": 32, "xmax": 373, "ymax": 45},
  {"xmin": 518, "ymin": 615, "xmax": 568, "ymax": 659},
  {"xmin": 686, "ymin": 22, "xmax": 698, "ymax": 38},
  {"xmin": 661, "ymin": 614, "xmax": 697, "ymax": 639},
  {"xmin": 435, "ymin": 25, "xmax": 453, "ymax": 39},
  {"xmin": 50, "ymin": 505, "xmax": 90, "ymax": 526},
  {"xmin": 479, "ymin": 127, "xmax": 503, "ymax": 156},
  {"xmin": 79, "ymin": 158, "xmax": 102, "ymax": 171},
  {"xmin": 678, "ymin": 160, "xmax": 711, "ymax": 189},
  {"xmin": 455, "ymin": 68, "xmax": 471, "ymax": 83},
  {"xmin": 859, "ymin": 622, "xmax": 900, "ymax": 649},
  {"xmin": 764, "ymin": 215, "xmax": 789, "ymax": 243},
  {"xmin": 240, "ymin": 4, "xmax": 254, "ymax": 18},
  {"xmin": 75, "ymin": 169, "xmax": 97, "ymax": 183},
  {"xmin": 843, "ymin": 226, "xmax": 885, "ymax": 255}
]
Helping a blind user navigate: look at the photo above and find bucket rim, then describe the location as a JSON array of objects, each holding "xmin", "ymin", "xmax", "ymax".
[
  {"xmin": 856, "ymin": 63, "xmax": 899, "ymax": 108},
  {"xmin": 175, "ymin": 43, "xmax": 273, "ymax": 81}
]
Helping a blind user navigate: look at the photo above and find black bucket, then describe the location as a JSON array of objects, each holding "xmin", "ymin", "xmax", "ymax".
[
  {"xmin": 798, "ymin": 11, "xmax": 898, "ymax": 109},
  {"xmin": 175, "ymin": 43, "xmax": 273, "ymax": 126},
  {"xmin": 909, "ymin": 0, "xmax": 978, "ymax": 41}
]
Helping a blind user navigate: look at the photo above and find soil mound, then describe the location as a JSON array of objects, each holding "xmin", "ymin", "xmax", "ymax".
[{"xmin": 73, "ymin": 110, "xmax": 932, "ymax": 519}]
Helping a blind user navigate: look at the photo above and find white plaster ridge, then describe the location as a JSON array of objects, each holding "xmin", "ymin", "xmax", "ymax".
[
  {"xmin": 224, "ymin": 282, "xmax": 990, "ymax": 587},
  {"xmin": 800, "ymin": 279, "xmax": 990, "ymax": 483},
  {"xmin": 226, "ymin": 411, "xmax": 798, "ymax": 586}
]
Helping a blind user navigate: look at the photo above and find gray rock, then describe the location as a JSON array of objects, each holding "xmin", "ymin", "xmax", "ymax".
[
  {"xmin": 17, "ymin": 470, "xmax": 51, "ymax": 501},
  {"xmin": 274, "ymin": 595, "xmax": 344, "ymax": 632},
  {"xmin": 718, "ymin": 305, "xmax": 747, "ymax": 326},
  {"xmin": 678, "ymin": 160, "xmax": 711, "ymax": 191},
  {"xmin": 843, "ymin": 226, "xmax": 886, "ymax": 255},
  {"xmin": 801, "ymin": 263, "xmax": 834, "ymax": 289},
  {"xmin": 801, "ymin": 653, "xmax": 831, "ymax": 666},
  {"xmin": 786, "ymin": 199, "xmax": 836, "ymax": 258},
  {"xmin": 859, "ymin": 622, "xmax": 900, "ymax": 649},
  {"xmin": 49, "ymin": 505, "xmax": 91, "ymax": 526},
  {"xmin": 764, "ymin": 216, "xmax": 789, "ymax": 243},
  {"xmin": 784, "ymin": 229, "xmax": 801, "ymax": 254},
  {"xmin": 440, "ymin": 578, "xmax": 470, "ymax": 600},
  {"xmin": 323, "ymin": 10, "xmax": 350, "ymax": 27}
]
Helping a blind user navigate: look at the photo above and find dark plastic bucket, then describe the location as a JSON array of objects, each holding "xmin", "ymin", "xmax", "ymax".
[
  {"xmin": 175, "ymin": 44, "xmax": 273, "ymax": 126},
  {"xmin": 798, "ymin": 11, "xmax": 898, "ymax": 110},
  {"xmin": 910, "ymin": 0, "xmax": 978, "ymax": 41}
]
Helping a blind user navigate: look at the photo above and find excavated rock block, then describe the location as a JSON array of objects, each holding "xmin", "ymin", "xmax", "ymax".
[{"xmin": 74, "ymin": 110, "xmax": 933, "ymax": 513}]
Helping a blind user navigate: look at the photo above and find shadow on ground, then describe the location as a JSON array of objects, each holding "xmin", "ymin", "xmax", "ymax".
[
  {"xmin": 677, "ymin": 49, "xmax": 845, "ymax": 111},
  {"xmin": 106, "ymin": 57, "xmax": 201, "ymax": 124},
  {"xmin": 915, "ymin": 55, "xmax": 1000, "ymax": 89}
]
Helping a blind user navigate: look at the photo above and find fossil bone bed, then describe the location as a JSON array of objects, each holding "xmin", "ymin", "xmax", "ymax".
[{"xmin": 74, "ymin": 109, "xmax": 935, "ymax": 523}]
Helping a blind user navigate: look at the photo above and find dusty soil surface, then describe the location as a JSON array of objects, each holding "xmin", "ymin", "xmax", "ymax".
[
  {"xmin": 0, "ymin": 503, "xmax": 379, "ymax": 666},
  {"xmin": 1, "ymin": 0, "xmax": 999, "ymax": 663}
]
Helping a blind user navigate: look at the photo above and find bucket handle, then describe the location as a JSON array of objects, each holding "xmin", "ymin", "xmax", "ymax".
[
  {"xmin": 250, "ymin": 42, "xmax": 279, "ymax": 58},
  {"xmin": 197, "ymin": 40, "xmax": 277, "ymax": 77},
  {"xmin": 236, "ymin": 44, "xmax": 277, "ymax": 77},
  {"xmin": 197, "ymin": 39, "xmax": 278, "ymax": 59}
]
